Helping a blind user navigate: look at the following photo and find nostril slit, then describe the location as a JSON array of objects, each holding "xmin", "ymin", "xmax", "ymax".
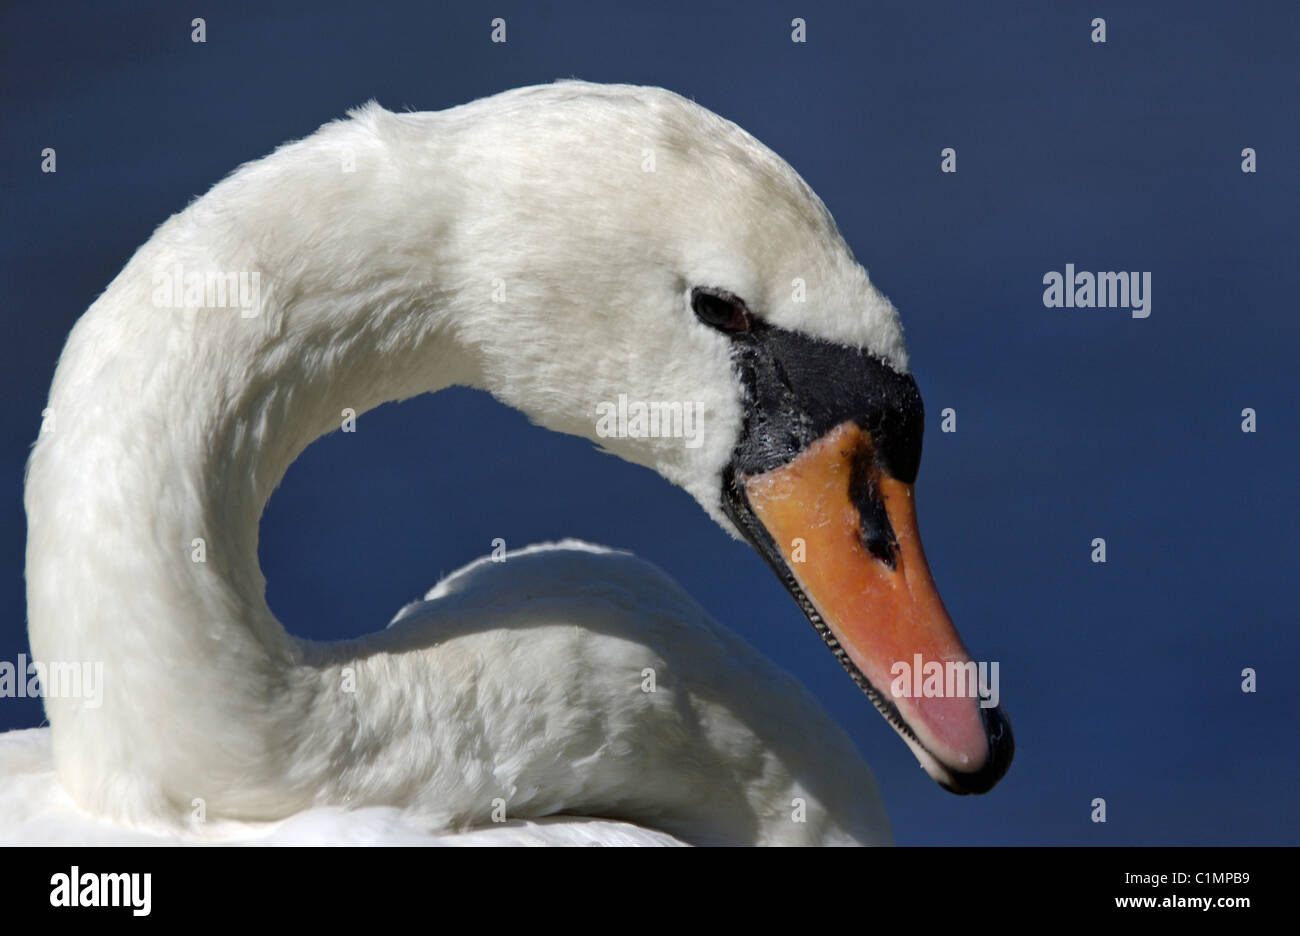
[{"xmin": 848, "ymin": 440, "xmax": 899, "ymax": 569}]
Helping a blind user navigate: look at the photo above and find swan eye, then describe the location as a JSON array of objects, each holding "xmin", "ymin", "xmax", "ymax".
[{"xmin": 691, "ymin": 288, "xmax": 751, "ymax": 335}]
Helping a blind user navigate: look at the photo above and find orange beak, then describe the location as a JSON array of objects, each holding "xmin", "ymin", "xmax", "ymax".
[{"xmin": 731, "ymin": 420, "xmax": 1012, "ymax": 793}]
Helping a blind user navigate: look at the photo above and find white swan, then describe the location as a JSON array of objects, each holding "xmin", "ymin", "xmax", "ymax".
[{"xmin": 5, "ymin": 81, "xmax": 1011, "ymax": 846}]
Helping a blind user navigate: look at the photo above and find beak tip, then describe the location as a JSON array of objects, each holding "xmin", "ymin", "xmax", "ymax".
[{"xmin": 933, "ymin": 704, "xmax": 1015, "ymax": 796}]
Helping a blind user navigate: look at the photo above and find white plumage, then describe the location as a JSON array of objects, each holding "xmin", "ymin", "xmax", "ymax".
[{"xmin": 8, "ymin": 82, "xmax": 913, "ymax": 845}]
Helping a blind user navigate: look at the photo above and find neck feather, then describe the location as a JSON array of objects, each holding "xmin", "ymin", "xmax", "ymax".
[{"xmin": 25, "ymin": 108, "xmax": 487, "ymax": 819}]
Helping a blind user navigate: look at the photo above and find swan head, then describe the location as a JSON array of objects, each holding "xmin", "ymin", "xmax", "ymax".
[{"xmin": 435, "ymin": 82, "xmax": 1013, "ymax": 794}]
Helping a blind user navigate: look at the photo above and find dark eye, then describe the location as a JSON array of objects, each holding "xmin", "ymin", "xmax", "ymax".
[{"xmin": 691, "ymin": 288, "xmax": 751, "ymax": 334}]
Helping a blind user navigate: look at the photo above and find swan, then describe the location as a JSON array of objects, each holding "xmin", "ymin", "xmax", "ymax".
[{"xmin": 5, "ymin": 81, "xmax": 1012, "ymax": 846}]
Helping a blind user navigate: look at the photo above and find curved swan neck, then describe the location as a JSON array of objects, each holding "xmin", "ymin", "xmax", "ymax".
[{"xmin": 24, "ymin": 106, "xmax": 508, "ymax": 815}]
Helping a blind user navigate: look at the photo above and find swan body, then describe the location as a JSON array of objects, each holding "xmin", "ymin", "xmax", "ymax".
[
  {"xmin": 4, "ymin": 542, "xmax": 885, "ymax": 845},
  {"xmin": 12, "ymin": 81, "xmax": 1011, "ymax": 845}
]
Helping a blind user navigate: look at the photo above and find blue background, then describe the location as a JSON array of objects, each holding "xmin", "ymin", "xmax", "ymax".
[{"xmin": 2, "ymin": 1, "xmax": 1296, "ymax": 844}]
